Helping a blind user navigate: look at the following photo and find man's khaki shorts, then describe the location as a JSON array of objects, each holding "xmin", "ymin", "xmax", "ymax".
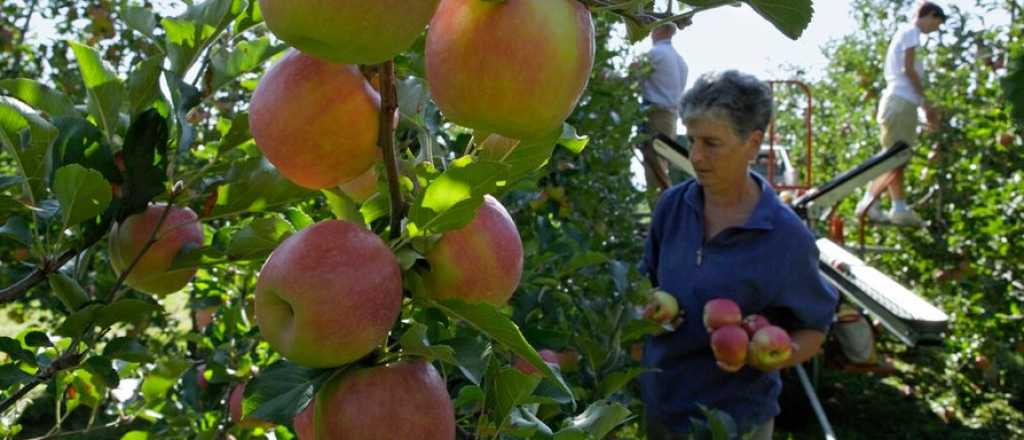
[{"xmin": 876, "ymin": 94, "xmax": 919, "ymax": 149}]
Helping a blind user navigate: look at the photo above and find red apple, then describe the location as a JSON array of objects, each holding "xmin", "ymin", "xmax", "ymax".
[
  {"xmin": 422, "ymin": 195, "xmax": 523, "ymax": 305},
  {"xmin": 426, "ymin": 0, "xmax": 595, "ymax": 139},
  {"xmin": 12, "ymin": 247, "xmax": 29, "ymax": 262},
  {"xmin": 750, "ymin": 325, "xmax": 793, "ymax": 369},
  {"xmin": 703, "ymin": 298, "xmax": 742, "ymax": 332},
  {"xmin": 229, "ymin": 383, "xmax": 273, "ymax": 428},
  {"xmin": 194, "ymin": 305, "xmax": 218, "ymax": 330},
  {"xmin": 741, "ymin": 314, "xmax": 771, "ymax": 336},
  {"xmin": 293, "ymin": 399, "xmax": 315, "ymax": 440},
  {"xmin": 315, "ymin": 361, "xmax": 454, "ymax": 439},
  {"xmin": 250, "ymin": 50, "xmax": 380, "ymax": 189},
  {"xmin": 196, "ymin": 365, "xmax": 208, "ymax": 392},
  {"xmin": 260, "ymin": 0, "xmax": 440, "ymax": 65},
  {"xmin": 108, "ymin": 204, "xmax": 204, "ymax": 295},
  {"xmin": 711, "ymin": 325, "xmax": 749, "ymax": 372},
  {"xmin": 255, "ymin": 220, "xmax": 402, "ymax": 368},
  {"xmin": 999, "ymin": 132, "xmax": 1014, "ymax": 147}
]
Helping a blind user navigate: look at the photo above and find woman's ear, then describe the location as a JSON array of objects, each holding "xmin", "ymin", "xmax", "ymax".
[{"xmin": 746, "ymin": 130, "xmax": 764, "ymax": 158}]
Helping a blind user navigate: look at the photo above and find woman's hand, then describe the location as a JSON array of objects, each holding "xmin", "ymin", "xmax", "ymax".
[{"xmin": 643, "ymin": 289, "xmax": 685, "ymax": 332}]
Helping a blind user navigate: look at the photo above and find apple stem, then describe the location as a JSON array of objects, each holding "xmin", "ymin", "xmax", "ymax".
[{"xmin": 378, "ymin": 60, "xmax": 406, "ymax": 239}]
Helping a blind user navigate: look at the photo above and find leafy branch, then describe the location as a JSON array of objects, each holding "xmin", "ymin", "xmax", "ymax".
[{"xmin": 378, "ymin": 60, "xmax": 406, "ymax": 239}]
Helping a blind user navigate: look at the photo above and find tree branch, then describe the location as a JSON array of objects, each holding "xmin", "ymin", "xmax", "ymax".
[
  {"xmin": 0, "ymin": 347, "xmax": 83, "ymax": 414},
  {"xmin": 377, "ymin": 60, "xmax": 405, "ymax": 239},
  {"xmin": 0, "ymin": 249, "xmax": 79, "ymax": 305}
]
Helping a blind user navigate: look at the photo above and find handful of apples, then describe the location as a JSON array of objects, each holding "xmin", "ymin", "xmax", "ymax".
[{"xmin": 703, "ymin": 299, "xmax": 793, "ymax": 372}]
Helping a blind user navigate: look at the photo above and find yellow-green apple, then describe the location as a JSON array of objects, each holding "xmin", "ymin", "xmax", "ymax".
[
  {"xmin": 710, "ymin": 324, "xmax": 749, "ymax": 372},
  {"xmin": 741, "ymin": 314, "xmax": 771, "ymax": 337},
  {"xmin": 108, "ymin": 204, "xmax": 204, "ymax": 295},
  {"xmin": 293, "ymin": 399, "xmax": 315, "ymax": 440},
  {"xmin": 255, "ymin": 220, "xmax": 402, "ymax": 368},
  {"xmin": 426, "ymin": 0, "xmax": 595, "ymax": 139},
  {"xmin": 648, "ymin": 290, "xmax": 679, "ymax": 323},
  {"xmin": 422, "ymin": 195, "xmax": 523, "ymax": 305},
  {"xmin": 749, "ymin": 325, "xmax": 793, "ymax": 369},
  {"xmin": 337, "ymin": 166, "xmax": 378, "ymax": 203},
  {"xmin": 703, "ymin": 298, "xmax": 742, "ymax": 332},
  {"xmin": 259, "ymin": 0, "xmax": 440, "ymax": 65},
  {"xmin": 315, "ymin": 361, "xmax": 454, "ymax": 439},
  {"xmin": 250, "ymin": 50, "xmax": 380, "ymax": 189},
  {"xmin": 229, "ymin": 383, "xmax": 273, "ymax": 428}
]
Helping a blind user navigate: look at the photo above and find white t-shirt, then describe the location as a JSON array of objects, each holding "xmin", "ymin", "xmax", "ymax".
[
  {"xmin": 882, "ymin": 24, "xmax": 925, "ymax": 105},
  {"xmin": 641, "ymin": 40, "xmax": 689, "ymax": 112}
]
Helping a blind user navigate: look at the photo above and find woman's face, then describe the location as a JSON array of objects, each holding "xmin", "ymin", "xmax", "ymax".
[{"xmin": 684, "ymin": 114, "xmax": 762, "ymax": 190}]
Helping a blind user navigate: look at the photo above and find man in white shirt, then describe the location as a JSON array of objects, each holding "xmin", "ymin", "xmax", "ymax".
[
  {"xmin": 639, "ymin": 23, "xmax": 689, "ymax": 195},
  {"xmin": 857, "ymin": 2, "xmax": 946, "ymax": 225}
]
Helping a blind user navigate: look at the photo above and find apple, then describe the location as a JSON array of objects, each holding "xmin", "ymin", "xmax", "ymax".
[
  {"xmin": 194, "ymin": 305, "xmax": 218, "ymax": 330},
  {"xmin": 741, "ymin": 314, "xmax": 771, "ymax": 336},
  {"xmin": 426, "ymin": 0, "xmax": 595, "ymax": 139},
  {"xmin": 255, "ymin": 220, "xmax": 402, "ymax": 368},
  {"xmin": 196, "ymin": 364, "xmax": 208, "ymax": 392},
  {"xmin": 259, "ymin": 0, "xmax": 439, "ymax": 65},
  {"xmin": 513, "ymin": 355, "xmax": 557, "ymax": 377},
  {"xmin": 337, "ymin": 166, "xmax": 378, "ymax": 203},
  {"xmin": 293, "ymin": 399, "xmax": 315, "ymax": 440},
  {"xmin": 702, "ymin": 298, "xmax": 742, "ymax": 332},
  {"xmin": 315, "ymin": 361, "xmax": 454, "ymax": 439},
  {"xmin": 749, "ymin": 325, "xmax": 793, "ymax": 369},
  {"xmin": 710, "ymin": 325, "xmax": 749, "ymax": 372},
  {"xmin": 12, "ymin": 247, "xmax": 29, "ymax": 262},
  {"xmin": 422, "ymin": 195, "xmax": 523, "ymax": 305},
  {"xmin": 250, "ymin": 50, "xmax": 380, "ymax": 190},
  {"xmin": 649, "ymin": 290, "xmax": 679, "ymax": 323},
  {"xmin": 999, "ymin": 132, "xmax": 1014, "ymax": 147},
  {"xmin": 108, "ymin": 204, "xmax": 204, "ymax": 296},
  {"xmin": 551, "ymin": 348, "xmax": 581, "ymax": 373},
  {"xmin": 229, "ymin": 383, "xmax": 273, "ymax": 428}
]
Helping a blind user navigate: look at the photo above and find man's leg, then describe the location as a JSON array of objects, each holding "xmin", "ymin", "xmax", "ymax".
[{"xmin": 643, "ymin": 108, "xmax": 677, "ymax": 196}]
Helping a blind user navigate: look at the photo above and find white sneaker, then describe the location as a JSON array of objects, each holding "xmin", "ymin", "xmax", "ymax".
[
  {"xmin": 856, "ymin": 198, "xmax": 886, "ymax": 222},
  {"xmin": 888, "ymin": 209, "xmax": 923, "ymax": 226}
]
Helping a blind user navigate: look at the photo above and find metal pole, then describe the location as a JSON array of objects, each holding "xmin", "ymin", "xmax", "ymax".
[{"xmin": 796, "ymin": 364, "xmax": 838, "ymax": 440}]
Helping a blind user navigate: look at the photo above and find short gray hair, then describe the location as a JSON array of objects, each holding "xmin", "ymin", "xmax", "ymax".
[{"xmin": 681, "ymin": 70, "xmax": 774, "ymax": 140}]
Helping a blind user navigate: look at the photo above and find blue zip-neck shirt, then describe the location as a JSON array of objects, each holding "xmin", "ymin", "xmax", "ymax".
[{"xmin": 640, "ymin": 173, "xmax": 838, "ymax": 434}]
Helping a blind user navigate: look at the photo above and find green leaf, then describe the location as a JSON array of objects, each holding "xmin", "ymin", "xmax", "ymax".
[
  {"xmin": 120, "ymin": 432, "xmax": 149, "ymax": 440},
  {"xmin": 745, "ymin": 0, "xmax": 814, "ymax": 40},
  {"xmin": 0, "ymin": 364, "xmax": 33, "ymax": 389},
  {"xmin": 0, "ymin": 175, "xmax": 25, "ymax": 190},
  {"xmin": 321, "ymin": 187, "xmax": 364, "ymax": 223},
  {"xmin": 1005, "ymin": 51, "xmax": 1024, "ymax": 127},
  {"xmin": 163, "ymin": 0, "xmax": 246, "ymax": 76},
  {"xmin": 96, "ymin": 299, "xmax": 162, "ymax": 328},
  {"xmin": 127, "ymin": 56, "xmax": 165, "ymax": 116},
  {"xmin": 119, "ymin": 110, "xmax": 169, "ymax": 219},
  {"xmin": 83, "ymin": 356, "xmax": 120, "ymax": 389},
  {"xmin": 53, "ymin": 164, "xmax": 112, "ymax": 228},
  {"xmin": 398, "ymin": 76, "xmax": 432, "ymax": 127},
  {"xmin": 22, "ymin": 331, "xmax": 52, "ymax": 348},
  {"xmin": 56, "ymin": 303, "xmax": 103, "ymax": 338},
  {"xmin": 226, "ymin": 215, "xmax": 295, "ymax": 261},
  {"xmin": 489, "ymin": 129, "xmax": 560, "ymax": 188},
  {"xmin": 51, "ymin": 117, "xmax": 118, "ymax": 182},
  {"xmin": 0, "ymin": 336, "xmax": 35, "ymax": 364},
  {"xmin": 103, "ymin": 336, "xmax": 153, "ymax": 363},
  {"xmin": 122, "ymin": 5, "xmax": 159, "ymax": 40},
  {"xmin": 448, "ymin": 336, "xmax": 490, "ymax": 385},
  {"xmin": 0, "ymin": 96, "xmax": 58, "ymax": 204},
  {"xmin": 141, "ymin": 358, "xmax": 190, "ymax": 402},
  {"xmin": 597, "ymin": 368, "xmax": 650, "ymax": 398},
  {"xmin": 0, "ymin": 79, "xmax": 77, "ymax": 118},
  {"xmin": 245, "ymin": 360, "xmax": 335, "ymax": 425},
  {"xmin": 555, "ymin": 401, "xmax": 632, "ymax": 440},
  {"xmin": 430, "ymin": 299, "xmax": 574, "ymax": 398},
  {"xmin": 558, "ymin": 124, "xmax": 589, "ymax": 155},
  {"xmin": 485, "ymin": 366, "xmax": 542, "ymax": 427},
  {"xmin": 207, "ymin": 157, "xmax": 313, "ymax": 218},
  {"xmin": 210, "ymin": 37, "xmax": 286, "ymax": 91},
  {"xmin": 408, "ymin": 157, "xmax": 506, "ymax": 235},
  {"xmin": 47, "ymin": 272, "xmax": 90, "ymax": 312},
  {"xmin": 0, "ymin": 216, "xmax": 31, "ymax": 245},
  {"xmin": 508, "ymin": 407, "xmax": 554, "ymax": 438},
  {"xmin": 69, "ymin": 41, "xmax": 125, "ymax": 140},
  {"xmin": 398, "ymin": 324, "xmax": 457, "ymax": 365},
  {"xmin": 214, "ymin": 111, "xmax": 252, "ymax": 154}
]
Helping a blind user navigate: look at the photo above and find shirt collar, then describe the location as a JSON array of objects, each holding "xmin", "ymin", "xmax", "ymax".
[
  {"xmin": 654, "ymin": 39, "xmax": 673, "ymax": 47},
  {"xmin": 682, "ymin": 172, "xmax": 777, "ymax": 231}
]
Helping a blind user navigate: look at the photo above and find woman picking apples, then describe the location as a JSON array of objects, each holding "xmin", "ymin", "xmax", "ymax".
[{"xmin": 638, "ymin": 71, "xmax": 838, "ymax": 440}]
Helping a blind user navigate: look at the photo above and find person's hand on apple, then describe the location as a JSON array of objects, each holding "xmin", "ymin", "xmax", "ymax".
[{"xmin": 643, "ymin": 289, "xmax": 685, "ymax": 332}]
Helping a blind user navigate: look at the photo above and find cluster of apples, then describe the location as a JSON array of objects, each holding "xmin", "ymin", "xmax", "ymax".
[
  {"xmin": 704, "ymin": 299, "xmax": 793, "ymax": 373},
  {"xmin": 103, "ymin": 1, "xmax": 598, "ymax": 437}
]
